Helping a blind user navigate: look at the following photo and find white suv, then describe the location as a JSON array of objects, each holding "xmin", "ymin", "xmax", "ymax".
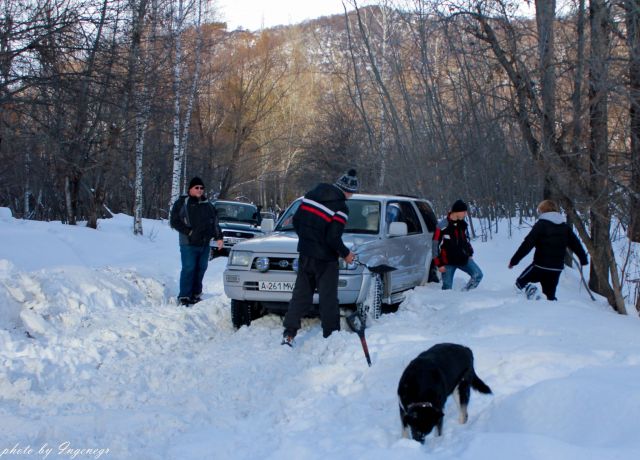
[{"xmin": 223, "ymin": 194, "xmax": 437, "ymax": 328}]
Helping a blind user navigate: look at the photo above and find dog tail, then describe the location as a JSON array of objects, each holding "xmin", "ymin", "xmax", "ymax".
[{"xmin": 471, "ymin": 374, "xmax": 492, "ymax": 394}]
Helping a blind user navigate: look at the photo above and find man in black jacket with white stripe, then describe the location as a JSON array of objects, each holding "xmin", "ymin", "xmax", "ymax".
[
  {"xmin": 281, "ymin": 170, "xmax": 358, "ymax": 346},
  {"xmin": 509, "ymin": 199, "xmax": 588, "ymax": 300}
]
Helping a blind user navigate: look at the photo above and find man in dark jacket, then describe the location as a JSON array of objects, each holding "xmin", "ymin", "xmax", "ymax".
[
  {"xmin": 509, "ymin": 199, "xmax": 588, "ymax": 301},
  {"xmin": 281, "ymin": 169, "xmax": 358, "ymax": 346},
  {"xmin": 170, "ymin": 177, "xmax": 223, "ymax": 306},
  {"xmin": 432, "ymin": 199, "xmax": 483, "ymax": 291}
]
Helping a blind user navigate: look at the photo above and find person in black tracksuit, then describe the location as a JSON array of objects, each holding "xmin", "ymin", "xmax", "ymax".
[
  {"xmin": 509, "ymin": 199, "xmax": 588, "ymax": 301},
  {"xmin": 281, "ymin": 170, "xmax": 358, "ymax": 345},
  {"xmin": 170, "ymin": 177, "xmax": 223, "ymax": 306}
]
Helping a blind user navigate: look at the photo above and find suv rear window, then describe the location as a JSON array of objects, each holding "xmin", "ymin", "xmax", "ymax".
[{"xmin": 415, "ymin": 200, "xmax": 437, "ymax": 232}]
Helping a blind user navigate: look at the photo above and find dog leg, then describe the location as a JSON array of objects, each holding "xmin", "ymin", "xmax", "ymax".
[
  {"xmin": 399, "ymin": 404, "xmax": 409, "ymax": 439},
  {"xmin": 454, "ymin": 383, "xmax": 470, "ymax": 424}
]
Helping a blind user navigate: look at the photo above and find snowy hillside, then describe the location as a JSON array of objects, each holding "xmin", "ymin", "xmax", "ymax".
[{"xmin": 1, "ymin": 210, "xmax": 639, "ymax": 460}]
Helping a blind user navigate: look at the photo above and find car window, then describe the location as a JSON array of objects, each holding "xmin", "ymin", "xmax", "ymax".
[
  {"xmin": 275, "ymin": 199, "xmax": 301, "ymax": 231},
  {"xmin": 214, "ymin": 202, "xmax": 259, "ymax": 224},
  {"xmin": 345, "ymin": 200, "xmax": 380, "ymax": 234},
  {"xmin": 275, "ymin": 198, "xmax": 380, "ymax": 234},
  {"xmin": 387, "ymin": 201, "xmax": 423, "ymax": 234},
  {"xmin": 415, "ymin": 200, "xmax": 437, "ymax": 233}
]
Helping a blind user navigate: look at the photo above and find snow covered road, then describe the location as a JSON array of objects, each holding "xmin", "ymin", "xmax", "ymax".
[{"xmin": 1, "ymin": 213, "xmax": 639, "ymax": 459}]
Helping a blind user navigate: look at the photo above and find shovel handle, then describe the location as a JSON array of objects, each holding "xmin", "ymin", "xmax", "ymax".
[{"xmin": 358, "ymin": 333, "xmax": 372, "ymax": 367}]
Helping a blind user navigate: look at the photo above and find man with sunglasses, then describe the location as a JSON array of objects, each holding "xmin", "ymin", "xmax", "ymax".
[{"xmin": 170, "ymin": 177, "xmax": 223, "ymax": 306}]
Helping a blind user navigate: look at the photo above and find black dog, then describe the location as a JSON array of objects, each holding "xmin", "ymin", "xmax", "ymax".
[{"xmin": 397, "ymin": 343, "xmax": 492, "ymax": 443}]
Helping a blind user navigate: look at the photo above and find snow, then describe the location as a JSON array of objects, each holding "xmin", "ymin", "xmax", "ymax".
[{"xmin": 1, "ymin": 208, "xmax": 639, "ymax": 459}]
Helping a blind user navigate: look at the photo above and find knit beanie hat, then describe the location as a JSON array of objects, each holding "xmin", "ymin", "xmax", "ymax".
[
  {"xmin": 335, "ymin": 169, "xmax": 359, "ymax": 194},
  {"xmin": 451, "ymin": 199, "xmax": 468, "ymax": 212},
  {"xmin": 188, "ymin": 176, "xmax": 205, "ymax": 189}
]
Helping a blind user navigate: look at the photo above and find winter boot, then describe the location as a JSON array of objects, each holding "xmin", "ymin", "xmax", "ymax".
[
  {"xmin": 524, "ymin": 284, "xmax": 539, "ymax": 300},
  {"xmin": 462, "ymin": 279, "xmax": 480, "ymax": 291},
  {"xmin": 190, "ymin": 293, "xmax": 203, "ymax": 304},
  {"xmin": 281, "ymin": 335, "xmax": 294, "ymax": 347},
  {"xmin": 178, "ymin": 297, "xmax": 192, "ymax": 307}
]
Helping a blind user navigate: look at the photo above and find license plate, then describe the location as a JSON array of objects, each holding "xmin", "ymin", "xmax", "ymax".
[{"xmin": 259, "ymin": 281, "xmax": 295, "ymax": 292}]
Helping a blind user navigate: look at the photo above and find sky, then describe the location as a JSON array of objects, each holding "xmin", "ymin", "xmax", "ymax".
[
  {"xmin": 1, "ymin": 206, "xmax": 640, "ymax": 459},
  {"xmin": 214, "ymin": 1, "xmax": 537, "ymax": 31},
  {"xmin": 215, "ymin": 0, "xmax": 374, "ymax": 31}
]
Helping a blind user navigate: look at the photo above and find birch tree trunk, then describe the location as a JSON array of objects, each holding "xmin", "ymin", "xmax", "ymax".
[
  {"xmin": 169, "ymin": 0, "xmax": 186, "ymax": 207},
  {"xmin": 125, "ymin": 0, "xmax": 151, "ymax": 235},
  {"xmin": 24, "ymin": 150, "xmax": 31, "ymax": 218},
  {"xmin": 177, "ymin": 0, "xmax": 204, "ymax": 197},
  {"xmin": 134, "ymin": 109, "xmax": 148, "ymax": 235}
]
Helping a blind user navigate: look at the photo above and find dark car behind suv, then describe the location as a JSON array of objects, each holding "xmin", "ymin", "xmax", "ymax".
[{"xmin": 210, "ymin": 200, "xmax": 265, "ymax": 258}]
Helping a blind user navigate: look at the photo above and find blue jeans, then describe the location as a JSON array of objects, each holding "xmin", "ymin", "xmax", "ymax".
[
  {"xmin": 178, "ymin": 244, "xmax": 210, "ymax": 299},
  {"xmin": 441, "ymin": 258, "xmax": 483, "ymax": 291}
]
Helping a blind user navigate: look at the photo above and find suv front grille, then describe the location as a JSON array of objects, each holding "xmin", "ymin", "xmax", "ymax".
[
  {"xmin": 251, "ymin": 257, "xmax": 296, "ymax": 271},
  {"xmin": 222, "ymin": 231, "xmax": 256, "ymax": 239}
]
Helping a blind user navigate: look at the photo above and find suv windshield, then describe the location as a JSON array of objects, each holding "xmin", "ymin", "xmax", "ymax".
[
  {"xmin": 214, "ymin": 202, "xmax": 259, "ymax": 224},
  {"xmin": 275, "ymin": 199, "xmax": 380, "ymax": 234}
]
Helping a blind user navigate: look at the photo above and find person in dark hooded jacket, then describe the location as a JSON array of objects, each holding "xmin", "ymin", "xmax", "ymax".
[
  {"xmin": 281, "ymin": 169, "xmax": 358, "ymax": 346},
  {"xmin": 170, "ymin": 177, "xmax": 223, "ymax": 306},
  {"xmin": 509, "ymin": 199, "xmax": 588, "ymax": 300},
  {"xmin": 432, "ymin": 199, "xmax": 483, "ymax": 291}
]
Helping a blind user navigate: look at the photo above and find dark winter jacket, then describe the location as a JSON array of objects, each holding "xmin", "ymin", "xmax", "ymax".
[
  {"xmin": 170, "ymin": 195, "xmax": 223, "ymax": 246},
  {"xmin": 510, "ymin": 212, "xmax": 588, "ymax": 271},
  {"xmin": 432, "ymin": 215, "xmax": 474, "ymax": 267},
  {"xmin": 293, "ymin": 183, "xmax": 351, "ymax": 261}
]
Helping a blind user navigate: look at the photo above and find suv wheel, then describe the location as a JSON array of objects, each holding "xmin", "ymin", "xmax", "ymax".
[
  {"xmin": 231, "ymin": 299, "xmax": 251, "ymax": 328},
  {"xmin": 357, "ymin": 273, "xmax": 383, "ymax": 321}
]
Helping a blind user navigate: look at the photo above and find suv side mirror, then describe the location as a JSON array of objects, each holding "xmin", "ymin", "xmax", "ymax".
[
  {"xmin": 388, "ymin": 221, "xmax": 408, "ymax": 237},
  {"xmin": 261, "ymin": 218, "xmax": 275, "ymax": 233}
]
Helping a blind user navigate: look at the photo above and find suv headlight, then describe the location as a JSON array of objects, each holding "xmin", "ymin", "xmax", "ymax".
[
  {"xmin": 229, "ymin": 250, "xmax": 253, "ymax": 267},
  {"xmin": 339, "ymin": 258, "xmax": 357, "ymax": 270}
]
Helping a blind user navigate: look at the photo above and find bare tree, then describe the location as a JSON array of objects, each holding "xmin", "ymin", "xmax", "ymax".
[
  {"xmin": 452, "ymin": 0, "xmax": 627, "ymax": 312},
  {"xmin": 627, "ymin": 0, "xmax": 640, "ymax": 242},
  {"xmin": 126, "ymin": 0, "xmax": 151, "ymax": 235},
  {"xmin": 215, "ymin": 32, "xmax": 290, "ymax": 199}
]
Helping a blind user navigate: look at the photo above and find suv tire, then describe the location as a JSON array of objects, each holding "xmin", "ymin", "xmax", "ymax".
[
  {"xmin": 357, "ymin": 273, "xmax": 383, "ymax": 321},
  {"xmin": 231, "ymin": 299, "xmax": 251, "ymax": 328},
  {"xmin": 230, "ymin": 300, "xmax": 264, "ymax": 328}
]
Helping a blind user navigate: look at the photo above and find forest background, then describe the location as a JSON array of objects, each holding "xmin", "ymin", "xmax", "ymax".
[{"xmin": 1, "ymin": 0, "xmax": 639, "ymax": 312}]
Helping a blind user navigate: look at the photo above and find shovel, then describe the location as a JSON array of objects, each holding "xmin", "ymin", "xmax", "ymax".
[
  {"xmin": 354, "ymin": 260, "xmax": 397, "ymax": 275},
  {"xmin": 345, "ymin": 261, "xmax": 396, "ymax": 367},
  {"xmin": 346, "ymin": 312, "xmax": 372, "ymax": 367}
]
